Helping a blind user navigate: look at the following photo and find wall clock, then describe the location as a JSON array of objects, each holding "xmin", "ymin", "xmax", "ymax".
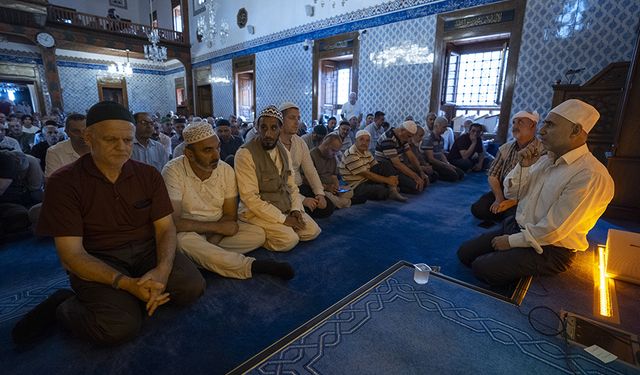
[{"xmin": 36, "ymin": 32, "xmax": 55, "ymax": 48}]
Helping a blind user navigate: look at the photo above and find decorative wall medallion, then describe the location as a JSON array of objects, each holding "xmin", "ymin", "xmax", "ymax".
[{"xmin": 237, "ymin": 8, "xmax": 248, "ymax": 29}]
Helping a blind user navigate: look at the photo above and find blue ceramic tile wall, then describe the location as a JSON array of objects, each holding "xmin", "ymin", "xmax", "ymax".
[
  {"xmin": 211, "ymin": 60, "xmax": 234, "ymax": 118},
  {"xmin": 359, "ymin": 15, "xmax": 437, "ymax": 126},
  {"xmin": 511, "ymin": 0, "xmax": 639, "ymax": 118},
  {"xmin": 256, "ymin": 44, "xmax": 313, "ymax": 124},
  {"xmin": 165, "ymin": 70, "xmax": 186, "ymax": 112},
  {"xmin": 58, "ymin": 65, "xmax": 101, "ymax": 114}
]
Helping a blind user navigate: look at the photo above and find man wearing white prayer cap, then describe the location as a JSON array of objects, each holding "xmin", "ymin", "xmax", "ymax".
[
  {"xmin": 162, "ymin": 121, "xmax": 294, "ymax": 280},
  {"xmin": 374, "ymin": 120, "xmax": 428, "ymax": 196},
  {"xmin": 471, "ymin": 110, "xmax": 544, "ymax": 222},
  {"xmin": 458, "ymin": 99, "xmax": 614, "ymax": 286}
]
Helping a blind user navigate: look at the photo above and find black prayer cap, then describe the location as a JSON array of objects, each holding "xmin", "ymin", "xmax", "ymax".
[{"xmin": 86, "ymin": 101, "xmax": 134, "ymax": 127}]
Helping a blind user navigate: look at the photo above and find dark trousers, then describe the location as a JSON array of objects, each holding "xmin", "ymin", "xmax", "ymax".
[
  {"xmin": 457, "ymin": 216, "xmax": 576, "ymax": 286},
  {"xmin": 56, "ymin": 239, "xmax": 205, "ymax": 345},
  {"xmin": 470, "ymin": 191, "xmax": 516, "ymax": 222},
  {"xmin": 376, "ymin": 159, "xmax": 422, "ymax": 194},
  {"xmin": 433, "ymin": 163, "xmax": 464, "ymax": 182},
  {"xmin": 0, "ymin": 203, "xmax": 30, "ymax": 238},
  {"xmin": 299, "ymin": 184, "xmax": 335, "ymax": 218},
  {"xmin": 352, "ymin": 181, "xmax": 389, "ymax": 204}
]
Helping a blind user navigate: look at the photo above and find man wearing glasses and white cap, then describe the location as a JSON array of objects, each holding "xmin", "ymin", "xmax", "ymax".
[
  {"xmin": 471, "ymin": 110, "xmax": 544, "ymax": 223},
  {"xmin": 458, "ymin": 99, "xmax": 614, "ymax": 286}
]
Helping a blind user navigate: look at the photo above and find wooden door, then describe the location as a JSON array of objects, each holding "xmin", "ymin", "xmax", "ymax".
[
  {"xmin": 320, "ymin": 60, "xmax": 338, "ymax": 117},
  {"xmin": 237, "ymin": 72, "xmax": 254, "ymax": 120},
  {"xmin": 197, "ymin": 84, "xmax": 212, "ymax": 117}
]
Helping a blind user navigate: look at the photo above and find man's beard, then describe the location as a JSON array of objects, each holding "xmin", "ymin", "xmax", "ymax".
[{"xmin": 261, "ymin": 139, "xmax": 277, "ymax": 150}]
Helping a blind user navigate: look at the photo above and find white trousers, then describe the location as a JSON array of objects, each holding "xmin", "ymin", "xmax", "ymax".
[
  {"xmin": 241, "ymin": 211, "xmax": 321, "ymax": 252},
  {"xmin": 177, "ymin": 221, "xmax": 266, "ymax": 279}
]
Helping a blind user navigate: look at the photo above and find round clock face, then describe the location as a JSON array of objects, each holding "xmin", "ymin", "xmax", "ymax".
[
  {"xmin": 237, "ymin": 8, "xmax": 248, "ymax": 29},
  {"xmin": 36, "ymin": 32, "xmax": 55, "ymax": 48}
]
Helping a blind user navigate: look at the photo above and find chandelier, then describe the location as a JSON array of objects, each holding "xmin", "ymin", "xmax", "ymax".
[
  {"xmin": 144, "ymin": 0, "xmax": 167, "ymax": 62},
  {"xmin": 108, "ymin": 49, "xmax": 133, "ymax": 77},
  {"xmin": 197, "ymin": 0, "xmax": 229, "ymax": 48}
]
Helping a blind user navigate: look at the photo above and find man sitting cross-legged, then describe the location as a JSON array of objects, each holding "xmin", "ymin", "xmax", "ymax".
[
  {"xmin": 457, "ymin": 99, "xmax": 614, "ymax": 286},
  {"xmin": 471, "ymin": 110, "xmax": 544, "ymax": 222},
  {"xmin": 339, "ymin": 130, "xmax": 406, "ymax": 204},
  {"xmin": 375, "ymin": 120, "xmax": 428, "ymax": 195},
  {"xmin": 309, "ymin": 133, "xmax": 353, "ymax": 208},
  {"xmin": 14, "ymin": 101, "xmax": 205, "ymax": 346},
  {"xmin": 235, "ymin": 105, "xmax": 321, "ymax": 252},
  {"xmin": 162, "ymin": 122, "xmax": 293, "ymax": 280}
]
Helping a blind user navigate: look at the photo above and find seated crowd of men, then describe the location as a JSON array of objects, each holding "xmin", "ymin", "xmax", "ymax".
[{"xmin": 6, "ymin": 97, "xmax": 613, "ymax": 349}]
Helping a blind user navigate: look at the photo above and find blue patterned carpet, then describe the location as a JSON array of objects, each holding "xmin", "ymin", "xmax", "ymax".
[
  {"xmin": 1, "ymin": 173, "xmax": 639, "ymax": 374},
  {"xmin": 239, "ymin": 264, "xmax": 639, "ymax": 375}
]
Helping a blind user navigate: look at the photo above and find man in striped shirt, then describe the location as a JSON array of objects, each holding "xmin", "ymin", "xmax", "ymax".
[
  {"xmin": 471, "ymin": 110, "xmax": 544, "ymax": 222},
  {"xmin": 375, "ymin": 120, "xmax": 428, "ymax": 195},
  {"xmin": 339, "ymin": 130, "xmax": 406, "ymax": 203}
]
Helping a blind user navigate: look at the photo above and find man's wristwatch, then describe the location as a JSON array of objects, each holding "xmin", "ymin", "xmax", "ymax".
[{"xmin": 112, "ymin": 273, "xmax": 124, "ymax": 290}]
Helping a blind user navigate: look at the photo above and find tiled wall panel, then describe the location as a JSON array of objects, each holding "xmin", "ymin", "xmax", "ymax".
[
  {"xmin": 255, "ymin": 44, "xmax": 313, "ymax": 124},
  {"xmin": 511, "ymin": 0, "xmax": 639, "ymax": 118},
  {"xmin": 211, "ymin": 60, "xmax": 234, "ymax": 118}
]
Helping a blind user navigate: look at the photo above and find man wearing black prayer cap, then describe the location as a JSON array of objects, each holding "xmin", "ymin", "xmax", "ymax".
[{"xmin": 13, "ymin": 101, "xmax": 205, "ymax": 346}]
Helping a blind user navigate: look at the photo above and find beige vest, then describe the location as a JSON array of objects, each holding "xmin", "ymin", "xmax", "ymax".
[{"xmin": 243, "ymin": 139, "xmax": 292, "ymax": 214}]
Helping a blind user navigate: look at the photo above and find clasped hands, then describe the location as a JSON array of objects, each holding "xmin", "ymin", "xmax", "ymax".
[
  {"xmin": 302, "ymin": 195, "xmax": 327, "ymax": 211},
  {"xmin": 284, "ymin": 210, "xmax": 306, "ymax": 231},
  {"xmin": 123, "ymin": 267, "xmax": 170, "ymax": 316}
]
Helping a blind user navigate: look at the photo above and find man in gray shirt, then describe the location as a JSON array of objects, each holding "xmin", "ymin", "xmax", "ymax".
[{"xmin": 131, "ymin": 112, "xmax": 169, "ymax": 172}]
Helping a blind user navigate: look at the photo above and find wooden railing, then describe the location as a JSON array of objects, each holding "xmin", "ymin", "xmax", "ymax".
[{"xmin": 46, "ymin": 5, "xmax": 185, "ymax": 44}]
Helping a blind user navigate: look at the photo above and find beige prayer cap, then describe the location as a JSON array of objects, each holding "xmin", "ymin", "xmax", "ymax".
[
  {"xmin": 183, "ymin": 121, "xmax": 215, "ymax": 145},
  {"xmin": 513, "ymin": 110, "xmax": 539, "ymax": 124},
  {"xmin": 398, "ymin": 120, "xmax": 417, "ymax": 134},
  {"xmin": 356, "ymin": 129, "xmax": 371, "ymax": 139},
  {"xmin": 549, "ymin": 99, "xmax": 599, "ymax": 134}
]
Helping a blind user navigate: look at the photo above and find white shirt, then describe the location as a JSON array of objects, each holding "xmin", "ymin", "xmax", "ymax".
[
  {"xmin": 22, "ymin": 126, "xmax": 39, "ymax": 134},
  {"xmin": 158, "ymin": 132, "xmax": 172, "ymax": 157},
  {"xmin": 44, "ymin": 139, "xmax": 79, "ymax": 177},
  {"xmin": 287, "ymin": 135, "xmax": 324, "ymax": 196},
  {"xmin": 364, "ymin": 123, "xmax": 384, "ymax": 153},
  {"xmin": 442, "ymin": 127, "xmax": 455, "ymax": 152},
  {"xmin": 162, "ymin": 156, "xmax": 236, "ymax": 222},
  {"xmin": 341, "ymin": 100, "xmax": 362, "ymax": 121},
  {"xmin": 504, "ymin": 144, "xmax": 614, "ymax": 251},
  {"xmin": 235, "ymin": 146, "xmax": 304, "ymax": 224}
]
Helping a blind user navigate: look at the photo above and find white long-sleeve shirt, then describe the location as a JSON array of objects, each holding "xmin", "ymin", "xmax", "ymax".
[
  {"xmin": 235, "ymin": 146, "xmax": 304, "ymax": 224},
  {"xmin": 503, "ymin": 144, "xmax": 614, "ymax": 251}
]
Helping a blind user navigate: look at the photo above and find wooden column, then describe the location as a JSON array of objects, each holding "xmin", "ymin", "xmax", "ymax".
[
  {"xmin": 39, "ymin": 46, "xmax": 64, "ymax": 111},
  {"xmin": 179, "ymin": 56, "xmax": 194, "ymax": 115},
  {"xmin": 606, "ymin": 31, "xmax": 640, "ymax": 221}
]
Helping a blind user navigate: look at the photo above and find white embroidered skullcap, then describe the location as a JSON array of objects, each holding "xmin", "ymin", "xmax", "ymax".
[
  {"xmin": 398, "ymin": 120, "xmax": 417, "ymax": 134},
  {"xmin": 183, "ymin": 121, "xmax": 215, "ymax": 145},
  {"xmin": 355, "ymin": 130, "xmax": 371, "ymax": 139},
  {"xmin": 549, "ymin": 99, "xmax": 600, "ymax": 134},
  {"xmin": 512, "ymin": 110, "xmax": 539, "ymax": 124}
]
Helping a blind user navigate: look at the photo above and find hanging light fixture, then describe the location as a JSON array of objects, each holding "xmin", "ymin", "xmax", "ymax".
[
  {"xmin": 108, "ymin": 49, "xmax": 133, "ymax": 77},
  {"xmin": 196, "ymin": 0, "xmax": 229, "ymax": 48},
  {"xmin": 144, "ymin": 0, "xmax": 168, "ymax": 62}
]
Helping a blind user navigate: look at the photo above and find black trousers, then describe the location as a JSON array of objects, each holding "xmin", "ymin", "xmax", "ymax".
[
  {"xmin": 432, "ymin": 163, "xmax": 464, "ymax": 182},
  {"xmin": 376, "ymin": 159, "xmax": 423, "ymax": 194},
  {"xmin": 299, "ymin": 184, "xmax": 335, "ymax": 218},
  {"xmin": 56, "ymin": 239, "xmax": 205, "ymax": 345},
  {"xmin": 471, "ymin": 191, "xmax": 517, "ymax": 222},
  {"xmin": 457, "ymin": 216, "xmax": 576, "ymax": 286}
]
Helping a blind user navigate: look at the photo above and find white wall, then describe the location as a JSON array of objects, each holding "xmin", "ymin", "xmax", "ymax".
[{"xmin": 189, "ymin": 0, "xmax": 391, "ymax": 58}]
